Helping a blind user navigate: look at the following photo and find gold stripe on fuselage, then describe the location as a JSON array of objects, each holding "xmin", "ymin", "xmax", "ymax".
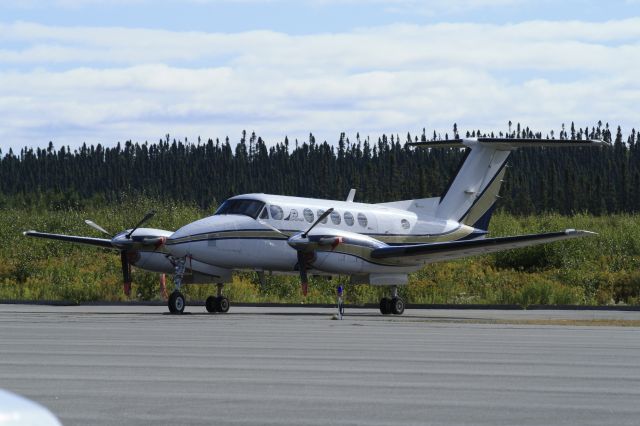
[{"xmin": 166, "ymin": 225, "xmax": 476, "ymax": 247}]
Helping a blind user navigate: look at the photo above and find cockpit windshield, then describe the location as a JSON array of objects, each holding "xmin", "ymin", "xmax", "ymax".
[{"xmin": 214, "ymin": 199, "xmax": 265, "ymax": 219}]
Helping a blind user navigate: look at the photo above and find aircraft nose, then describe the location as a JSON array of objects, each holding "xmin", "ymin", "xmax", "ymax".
[
  {"xmin": 166, "ymin": 224, "xmax": 198, "ymax": 257},
  {"xmin": 165, "ymin": 215, "xmax": 237, "ymax": 258}
]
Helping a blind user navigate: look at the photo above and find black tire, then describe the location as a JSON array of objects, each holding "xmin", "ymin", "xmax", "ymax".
[
  {"xmin": 168, "ymin": 291, "xmax": 185, "ymax": 314},
  {"xmin": 391, "ymin": 297, "xmax": 405, "ymax": 315},
  {"xmin": 379, "ymin": 297, "xmax": 391, "ymax": 315},
  {"xmin": 168, "ymin": 294, "xmax": 176, "ymax": 313},
  {"xmin": 217, "ymin": 296, "xmax": 230, "ymax": 313},
  {"xmin": 205, "ymin": 295, "xmax": 217, "ymax": 313}
]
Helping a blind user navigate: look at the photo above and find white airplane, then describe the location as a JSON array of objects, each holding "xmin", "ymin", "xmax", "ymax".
[{"xmin": 25, "ymin": 137, "xmax": 603, "ymax": 315}]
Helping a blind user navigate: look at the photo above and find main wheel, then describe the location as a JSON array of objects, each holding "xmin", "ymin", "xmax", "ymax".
[
  {"xmin": 168, "ymin": 291, "xmax": 186, "ymax": 314},
  {"xmin": 390, "ymin": 297, "xmax": 405, "ymax": 315},
  {"xmin": 379, "ymin": 297, "xmax": 391, "ymax": 315},
  {"xmin": 217, "ymin": 296, "xmax": 230, "ymax": 313},
  {"xmin": 205, "ymin": 295, "xmax": 217, "ymax": 313}
]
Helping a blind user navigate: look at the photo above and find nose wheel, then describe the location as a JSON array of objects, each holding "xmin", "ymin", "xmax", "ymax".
[
  {"xmin": 168, "ymin": 257, "xmax": 187, "ymax": 314},
  {"xmin": 379, "ymin": 286, "xmax": 405, "ymax": 315},
  {"xmin": 205, "ymin": 284, "xmax": 230, "ymax": 314},
  {"xmin": 168, "ymin": 290, "xmax": 186, "ymax": 314}
]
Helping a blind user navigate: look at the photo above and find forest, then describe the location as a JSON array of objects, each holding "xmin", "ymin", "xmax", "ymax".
[
  {"xmin": 1, "ymin": 122, "xmax": 639, "ymax": 306},
  {"xmin": 0, "ymin": 121, "xmax": 638, "ymax": 215}
]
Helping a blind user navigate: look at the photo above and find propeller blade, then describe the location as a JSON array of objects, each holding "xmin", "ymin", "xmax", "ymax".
[
  {"xmin": 84, "ymin": 220, "xmax": 112, "ymax": 237},
  {"xmin": 297, "ymin": 251, "xmax": 309, "ymax": 296},
  {"xmin": 257, "ymin": 220, "xmax": 287, "ymax": 237},
  {"xmin": 302, "ymin": 208, "xmax": 334, "ymax": 238},
  {"xmin": 126, "ymin": 210, "xmax": 156, "ymax": 239},
  {"xmin": 120, "ymin": 251, "xmax": 132, "ymax": 296}
]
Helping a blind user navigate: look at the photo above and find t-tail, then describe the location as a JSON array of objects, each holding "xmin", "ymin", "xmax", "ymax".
[{"xmin": 378, "ymin": 137, "xmax": 607, "ymax": 231}]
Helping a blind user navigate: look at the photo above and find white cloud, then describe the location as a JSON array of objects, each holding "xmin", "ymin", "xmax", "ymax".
[{"xmin": 0, "ymin": 19, "xmax": 638, "ymax": 151}]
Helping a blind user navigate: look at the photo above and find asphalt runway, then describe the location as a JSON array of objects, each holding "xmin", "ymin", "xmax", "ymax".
[{"xmin": 1, "ymin": 305, "xmax": 639, "ymax": 426}]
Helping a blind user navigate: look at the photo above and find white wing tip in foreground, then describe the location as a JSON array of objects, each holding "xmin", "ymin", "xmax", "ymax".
[{"xmin": 565, "ymin": 229, "xmax": 598, "ymax": 236}]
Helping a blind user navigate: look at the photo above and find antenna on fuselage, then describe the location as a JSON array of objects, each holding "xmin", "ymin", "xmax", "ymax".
[{"xmin": 346, "ymin": 188, "xmax": 356, "ymax": 202}]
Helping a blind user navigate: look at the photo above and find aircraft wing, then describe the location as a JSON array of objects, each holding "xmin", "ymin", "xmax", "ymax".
[
  {"xmin": 23, "ymin": 231, "xmax": 115, "ymax": 249},
  {"xmin": 370, "ymin": 229, "xmax": 595, "ymax": 265}
]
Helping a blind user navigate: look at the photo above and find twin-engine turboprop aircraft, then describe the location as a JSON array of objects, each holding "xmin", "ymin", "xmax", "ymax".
[{"xmin": 25, "ymin": 137, "xmax": 603, "ymax": 315}]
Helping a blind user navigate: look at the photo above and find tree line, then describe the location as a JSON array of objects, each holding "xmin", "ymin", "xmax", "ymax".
[{"xmin": 0, "ymin": 122, "xmax": 638, "ymax": 215}]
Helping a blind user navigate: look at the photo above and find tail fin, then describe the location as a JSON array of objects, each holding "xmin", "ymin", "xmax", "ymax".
[{"xmin": 408, "ymin": 138, "xmax": 607, "ymax": 230}]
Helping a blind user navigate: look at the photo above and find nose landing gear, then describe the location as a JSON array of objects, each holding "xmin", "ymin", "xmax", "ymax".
[
  {"xmin": 379, "ymin": 286, "xmax": 405, "ymax": 315},
  {"xmin": 168, "ymin": 257, "xmax": 186, "ymax": 314},
  {"xmin": 205, "ymin": 284, "xmax": 230, "ymax": 314}
]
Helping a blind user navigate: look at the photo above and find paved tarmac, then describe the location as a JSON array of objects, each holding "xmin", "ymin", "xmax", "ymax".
[{"xmin": 1, "ymin": 304, "xmax": 639, "ymax": 426}]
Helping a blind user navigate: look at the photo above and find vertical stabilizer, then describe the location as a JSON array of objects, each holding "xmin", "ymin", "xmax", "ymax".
[{"xmin": 408, "ymin": 138, "xmax": 606, "ymax": 230}]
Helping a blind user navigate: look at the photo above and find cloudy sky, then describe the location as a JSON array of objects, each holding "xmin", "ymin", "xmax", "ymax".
[{"xmin": 1, "ymin": 0, "xmax": 639, "ymax": 152}]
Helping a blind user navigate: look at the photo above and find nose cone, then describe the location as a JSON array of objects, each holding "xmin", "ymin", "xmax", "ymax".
[{"xmin": 165, "ymin": 215, "xmax": 241, "ymax": 257}]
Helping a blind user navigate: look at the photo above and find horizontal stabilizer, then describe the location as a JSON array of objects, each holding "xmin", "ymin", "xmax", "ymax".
[
  {"xmin": 23, "ymin": 231, "xmax": 115, "ymax": 249},
  {"xmin": 409, "ymin": 137, "xmax": 607, "ymax": 150},
  {"xmin": 370, "ymin": 229, "xmax": 596, "ymax": 265}
]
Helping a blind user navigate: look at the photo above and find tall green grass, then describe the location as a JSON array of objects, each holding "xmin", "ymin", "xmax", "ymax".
[{"xmin": 1, "ymin": 201, "xmax": 638, "ymax": 306}]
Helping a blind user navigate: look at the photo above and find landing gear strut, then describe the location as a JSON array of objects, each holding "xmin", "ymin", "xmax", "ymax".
[
  {"xmin": 168, "ymin": 257, "xmax": 186, "ymax": 314},
  {"xmin": 336, "ymin": 285, "xmax": 344, "ymax": 320},
  {"xmin": 206, "ymin": 284, "xmax": 230, "ymax": 314},
  {"xmin": 379, "ymin": 286, "xmax": 405, "ymax": 315}
]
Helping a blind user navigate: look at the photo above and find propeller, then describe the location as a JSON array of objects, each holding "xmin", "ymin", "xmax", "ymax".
[
  {"xmin": 302, "ymin": 208, "xmax": 333, "ymax": 238},
  {"xmin": 296, "ymin": 208, "xmax": 334, "ymax": 296},
  {"xmin": 84, "ymin": 210, "xmax": 160, "ymax": 297},
  {"xmin": 84, "ymin": 220, "xmax": 112, "ymax": 237},
  {"xmin": 258, "ymin": 208, "xmax": 336, "ymax": 297},
  {"xmin": 126, "ymin": 210, "xmax": 156, "ymax": 239},
  {"xmin": 120, "ymin": 251, "xmax": 133, "ymax": 297}
]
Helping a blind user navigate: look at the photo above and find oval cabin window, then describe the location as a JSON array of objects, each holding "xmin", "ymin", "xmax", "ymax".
[
  {"xmin": 270, "ymin": 205, "xmax": 284, "ymax": 220},
  {"xmin": 330, "ymin": 211, "xmax": 341, "ymax": 225},
  {"xmin": 357, "ymin": 213, "xmax": 368, "ymax": 227},
  {"xmin": 344, "ymin": 212, "xmax": 355, "ymax": 226},
  {"xmin": 401, "ymin": 219, "xmax": 410, "ymax": 229},
  {"xmin": 303, "ymin": 208, "xmax": 314, "ymax": 223},
  {"xmin": 317, "ymin": 209, "xmax": 328, "ymax": 224}
]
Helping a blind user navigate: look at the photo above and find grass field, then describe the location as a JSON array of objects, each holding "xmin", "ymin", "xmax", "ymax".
[{"xmin": 1, "ymin": 198, "xmax": 639, "ymax": 306}]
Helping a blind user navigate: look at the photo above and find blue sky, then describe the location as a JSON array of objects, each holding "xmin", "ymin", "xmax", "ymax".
[
  {"xmin": 0, "ymin": 0, "xmax": 639, "ymax": 151},
  {"xmin": 3, "ymin": 1, "xmax": 638, "ymax": 33}
]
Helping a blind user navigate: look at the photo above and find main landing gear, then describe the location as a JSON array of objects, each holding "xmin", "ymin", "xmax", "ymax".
[
  {"xmin": 168, "ymin": 257, "xmax": 187, "ymax": 314},
  {"xmin": 205, "ymin": 284, "xmax": 230, "ymax": 314},
  {"xmin": 379, "ymin": 286, "xmax": 405, "ymax": 315}
]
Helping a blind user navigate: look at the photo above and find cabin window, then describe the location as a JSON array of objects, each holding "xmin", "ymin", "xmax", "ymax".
[
  {"xmin": 317, "ymin": 209, "xmax": 328, "ymax": 224},
  {"xmin": 330, "ymin": 211, "xmax": 341, "ymax": 225},
  {"xmin": 269, "ymin": 205, "xmax": 284, "ymax": 220},
  {"xmin": 215, "ymin": 199, "xmax": 266, "ymax": 219},
  {"xmin": 357, "ymin": 213, "xmax": 368, "ymax": 227},
  {"xmin": 259, "ymin": 206, "xmax": 269, "ymax": 219},
  {"xmin": 401, "ymin": 219, "xmax": 410, "ymax": 229},
  {"xmin": 287, "ymin": 209, "xmax": 299, "ymax": 221},
  {"xmin": 303, "ymin": 208, "xmax": 315, "ymax": 223},
  {"xmin": 344, "ymin": 212, "xmax": 354, "ymax": 226}
]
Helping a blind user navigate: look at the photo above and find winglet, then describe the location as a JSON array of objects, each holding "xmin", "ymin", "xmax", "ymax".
[{"xmin": 346, "ymin": 188, "xmax": 356, "ymax": 202}]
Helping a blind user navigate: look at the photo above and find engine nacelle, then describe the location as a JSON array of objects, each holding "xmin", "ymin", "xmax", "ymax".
[
  {"xmin": 312, "ymin": 251, "xmax": 368, "ymax": 274},
  {"xmin": 131, "ymin": 251, "xmax": 175, "ymax": 274}
]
